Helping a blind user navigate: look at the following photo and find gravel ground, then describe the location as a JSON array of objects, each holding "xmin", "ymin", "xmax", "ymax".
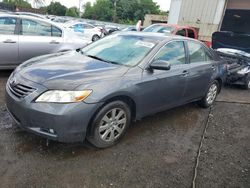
[{"xmin": 0, "ymin": 70, "xmax": 249, "ymax": 188}]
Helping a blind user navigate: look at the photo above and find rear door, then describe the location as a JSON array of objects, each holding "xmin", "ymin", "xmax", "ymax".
[
  {"xmin": 0, "ymin": 16, "xmax": 18, "ymax": 67},
  {"xmin": 184, "ymin": 40, "xmax": 216, "ymax": 101},
  {"xmin": 18, "ymin": 18, "xmax": 63, "ymax": 63}
]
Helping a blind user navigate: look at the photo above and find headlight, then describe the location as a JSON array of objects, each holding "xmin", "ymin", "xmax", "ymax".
[{"xmin": 35, "ymin": 90, "xmax": 92, "ymax": 103}]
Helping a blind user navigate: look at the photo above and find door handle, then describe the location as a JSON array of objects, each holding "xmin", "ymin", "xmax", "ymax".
[
  {"xmin": 50, "ymin": 40, "xmax": 60, "ymax": 44},
  {"xmin": 3, "ymin": 39, "xmax": 16, "ymax": 43},
  {"xmin": 182, "ymin": 70, "xmax": 189, "ymax": 77}
]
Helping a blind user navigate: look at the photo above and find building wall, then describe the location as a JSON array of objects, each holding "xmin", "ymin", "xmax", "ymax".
[
  {"xmin": 168, "ymin": 0, "xmax": 183, "ymax": 24},
  {"xmin": 143, "ymin": 14, "xmax": 168, "ymax": 27},
  {"xmin": 177, "ymin": 0, "xmax": 226, "ymax": 41},
  {"xmin": 227, "ymin": 0, "xmax": 250, "ymax": 9}
]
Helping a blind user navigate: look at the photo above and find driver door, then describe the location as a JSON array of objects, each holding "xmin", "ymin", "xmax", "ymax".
[{"xmin": 139, "ymin": 41, "xmax": 189, "ymax": 116}]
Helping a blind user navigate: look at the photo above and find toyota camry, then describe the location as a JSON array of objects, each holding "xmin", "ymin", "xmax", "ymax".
[{"xmin": 6, "ymin": 32, "xmax": 226, "ymax": 148}]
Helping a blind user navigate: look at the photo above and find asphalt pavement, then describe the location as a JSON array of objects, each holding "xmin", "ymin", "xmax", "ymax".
[{"xmin": 0, "ymin": 70, "xmax": 249, "ymax": 188}]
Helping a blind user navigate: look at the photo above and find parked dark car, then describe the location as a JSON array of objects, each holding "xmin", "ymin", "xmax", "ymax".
[{"xmin": 6, "ymin": 32, "xmax": 226, "ymax": 148}]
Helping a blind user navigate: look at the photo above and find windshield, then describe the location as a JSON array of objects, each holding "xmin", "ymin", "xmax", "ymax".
[
  {"xmin": 143, "ymin": 24, "xmax": 175, "ymax": 34},
  {"xmin": 81, "ymin": 34, "xmax": 156, "ymax": 66}
]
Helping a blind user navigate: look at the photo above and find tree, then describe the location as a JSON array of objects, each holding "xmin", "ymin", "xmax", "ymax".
[
  {"xmin": 3, "ymin": 0, "xmax": 32, "ymax": 8},
  {"xmin": 82, "ymin": 0, "xmax": 161, "ymax": 24},
  {"xmin": 65, "ymin": 7, "xmax": 79, "ymax": 17},
  {"xmin": 46, "ymin": 2, "xmax": 67, "ymax": 16},
  {"xmin": 82, "ymin": 0, "xmax": 113, "ymax": 21}
]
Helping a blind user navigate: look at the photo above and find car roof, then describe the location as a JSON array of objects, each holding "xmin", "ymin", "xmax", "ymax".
[
  {"xmin": 150, "ymin": 23, "xmax": 196, "ymax": 30},
  {"xmin": 0, "ymin": 13, "xmax": 64, "ymax": 29}
]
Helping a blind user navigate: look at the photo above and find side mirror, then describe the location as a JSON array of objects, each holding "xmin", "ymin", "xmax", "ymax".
[{"xmin": 150, "ymin": 60, "xmax": 171, "ymax": 71}]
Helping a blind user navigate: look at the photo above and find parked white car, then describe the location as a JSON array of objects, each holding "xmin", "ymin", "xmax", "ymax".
[{"xmin": 65, "ymin": 21, "xmax": 103, "ymax": 41}]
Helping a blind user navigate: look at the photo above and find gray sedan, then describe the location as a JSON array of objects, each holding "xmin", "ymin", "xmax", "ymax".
[
  {"xmin": 6, "ymin": 32, "xmax": 226, "ymax": 148},
  {"xmin": 0, "ymin": 14, "xmax": 89, "ymax": 69}
]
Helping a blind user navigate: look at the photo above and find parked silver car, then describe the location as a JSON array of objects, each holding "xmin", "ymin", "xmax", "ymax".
[{"xmin": 0, "ymin": 14, "xmax": 90, "ymax": 69}]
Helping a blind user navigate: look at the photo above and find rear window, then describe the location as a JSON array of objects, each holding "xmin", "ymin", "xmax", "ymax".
[{"xmin": 188, "ymin": 29, "xmax": 195, "ymax": 38}]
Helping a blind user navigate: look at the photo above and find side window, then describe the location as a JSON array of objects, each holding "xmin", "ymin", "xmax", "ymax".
[
  {"xmin": 187, "ymin": 41, "xmax": 206, "ymax": 63},
  {"xmin": 83, "ymin": 24, "xmax": 94, "ymax": 29},
  {"xmin": 0, "ymin": 17, "xmax": 16, "ymax": 35},
  {"xmin": 21, "ymin": 19, "xmax": 51, "ymax": 37},
  {"xmin": 187, "ymin": 29, "xmax": 195, "ymax": 38},
  {"xmin": 154, "ymin": 41, "xmax": 186, "ymax": 65},
  {"xmin": 176, "ymin": 29, "xmax": 186, "ymax": 36},
  {"xmin": 52, "ymin": 26, "xmax": 62, "ymax": 37}
]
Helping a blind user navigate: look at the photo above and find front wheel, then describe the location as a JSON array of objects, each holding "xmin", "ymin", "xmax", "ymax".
[
  {"xmin": 92, "ymin": 35, "xmax": 100, "ymax": 42},
  {"xmin": 199, "ymin": 80, "xmax": 219, "ymax": 108},
  {"xmin": 87, "ymin": 101, "xmax": 131, "ymax": 148}
]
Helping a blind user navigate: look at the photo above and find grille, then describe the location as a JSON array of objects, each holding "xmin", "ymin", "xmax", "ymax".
[{"xmin": 8, "ymin": 82, "xmax": 36, "ymax": 99}]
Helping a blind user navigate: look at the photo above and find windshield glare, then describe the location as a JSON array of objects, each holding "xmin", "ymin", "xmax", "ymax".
[{"xmin": 81, "ymin": 35, "xmax": 156, "ymax": 66}]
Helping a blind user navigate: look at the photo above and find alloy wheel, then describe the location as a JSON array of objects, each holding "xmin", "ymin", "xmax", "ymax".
[
  {"xmin": 206, "ymin": 83, "xmax": 218, "ymax": 105},
  {"xmin": 98, "ymin": 108, "xmax": 127, "ymax": 142}
]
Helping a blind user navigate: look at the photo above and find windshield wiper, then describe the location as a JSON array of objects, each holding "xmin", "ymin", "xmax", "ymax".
[{"xmin": 85, "ymin": 54, "xmax": 121, "ymax": 65}]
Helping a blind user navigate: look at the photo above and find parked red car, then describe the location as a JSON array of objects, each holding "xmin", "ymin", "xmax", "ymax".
[{"xmin": 143, "ymin": 23, "xmax": 211, "ymax": 47}]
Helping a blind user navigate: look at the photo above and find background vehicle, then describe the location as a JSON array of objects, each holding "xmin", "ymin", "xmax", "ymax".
[
  {"xmin": 6, "ymin": 33, "xmax": 226, "ymax": 148},
  {"xmin": 143, "ymin": 24, "xmax": 211, "ymax": 47},
  {"xmin": 213, "ymin": 31, "xmax": 250, "ymax": 89},
  {"xmin": 0, "ymin": 14, "xmax": 89, "ymax": 69},
  {"xmin": 65, "ymin": 21, "xmax": 103, "ymax": 41}
]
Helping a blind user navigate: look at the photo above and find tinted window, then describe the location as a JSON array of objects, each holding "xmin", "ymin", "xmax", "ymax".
[
  {"xmin": 83, "ymin": 24, "xmax": 94, "ymax": 29},
  {"xmin": 188, "ymin": 29, "xmax": 195, "ymax": 38},
  {"xmin": 52, "ymin": 26, "xmax": 62, "ymax": 37},
  {"xmin": 154, "ymin": 41, "xmax": 186, "ymax": 65},
  {"xmin": 176, "ymin": 29, "xmax": 186, "ymax": 36},
  {"xmin": 21, "ymin": 19, "xmax": 51, "ymax": 36},
  {"xmin": 188, "ymin": 41, "xmax": 206, "ymax": 63},
  {"xmin": 0, "ymin": 17, "xmax": 16, "ymax": 35}
]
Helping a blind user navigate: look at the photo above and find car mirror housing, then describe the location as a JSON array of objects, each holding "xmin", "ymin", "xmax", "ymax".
[{"xmin": 150, "ymin": 60, "xmax": 171, "ymax": 71}]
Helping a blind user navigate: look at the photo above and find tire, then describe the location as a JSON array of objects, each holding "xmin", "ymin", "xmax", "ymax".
[
  {"xmin": 87, "ymin": 101, "xmax": 131, "ymax": 148},
  {"xmin": 92, "ymin": 35, "xmax": 100, "ymax": 42},
  {"xmin": 198, "ymin": 80, "xmax": 219, "ymax": 108},
  {"xmin": 243, "ymin": 74, "xmax": 250, "ymax": 90}
]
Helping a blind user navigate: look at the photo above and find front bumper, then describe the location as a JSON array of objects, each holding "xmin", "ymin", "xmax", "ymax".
[{"xmin": 5, "ymin": 76, "xmax": 103, "ymax": 143}]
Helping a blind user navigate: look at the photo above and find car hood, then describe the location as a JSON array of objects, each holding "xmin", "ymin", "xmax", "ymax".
[
  {"xmin": 16, "ymin": 51, "xmax": 129, "ymax": 90},
  {"xmin": 212, "ymin": 31, "xmax": 250, "ymax": 53}
]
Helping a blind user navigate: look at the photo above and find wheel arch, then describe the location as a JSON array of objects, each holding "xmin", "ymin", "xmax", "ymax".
[{"xmin": 86, "ymin": 94, "xmax": 137, "ymax": 136}]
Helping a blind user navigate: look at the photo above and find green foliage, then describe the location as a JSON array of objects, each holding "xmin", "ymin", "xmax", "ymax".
[
  {"xmin": 3, "ymin": 0, "xmax": 32, "ymax": 8},
  {"xmin": 82, "ymin": 0, "xmax": 161, "ymax": 23},
  {"xmin": 65, "ymin": 7, "xmax": 79, "ymax": 17},
  {"xmin": 46, "ymin": 2, "xmax": 67, "ymax": 16},
  {"xmin": 83, "ymin": 0, "xmax": 113, "ymax": 21}
]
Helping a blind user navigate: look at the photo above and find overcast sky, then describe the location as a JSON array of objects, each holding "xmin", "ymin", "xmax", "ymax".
[{"xmin": 42, "ymin": 0, "xmax": 171, "ymax": 11}]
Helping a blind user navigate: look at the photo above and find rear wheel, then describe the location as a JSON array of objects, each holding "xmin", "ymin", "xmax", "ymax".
[
  {"xmin": 199, "ymin": 80, "xmax": 219, "ymax": 108},
  {"xmin": 87, "ymin": 101, "xmax": 131, "ymax": 148},
  {"xmin": 243, "ymin": 74, "xmax": 250, "ymax": 90}
]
